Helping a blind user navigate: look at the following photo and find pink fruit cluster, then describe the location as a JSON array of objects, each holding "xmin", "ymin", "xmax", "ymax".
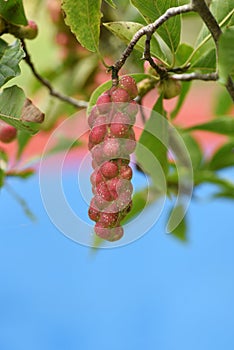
[{"xmin": 88, "ymin": 76, "xmax": 138, "ymax": 242}]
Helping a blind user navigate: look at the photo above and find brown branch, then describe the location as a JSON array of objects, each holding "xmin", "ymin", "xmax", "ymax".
[
  {"xmin": 113, "ymin": 4, "xmax": 194, "ymax": 73},
  {"xmin": 21, "ymin": 40, "xmax": 88, "ymax": 109},
  {"xmin": 171, "ymin": 72, "xmax": 218, "ymax": 81},
  {"xmin": 192, "ymin": 0, "xmax": 221, "ymax": 44},
  {"xmin": 144, "ymin": 33, "xmax": 168, "ymax": 79},
  {"xmin": 192, "ymin": 0, "xmax": 234, "ymax": 101}
]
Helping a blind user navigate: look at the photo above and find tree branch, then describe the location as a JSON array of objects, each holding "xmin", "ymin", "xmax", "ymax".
[
  {"xmin": 192, "ymin": 0, "xmax": 234, "ymax": 101},
  {"xmin": 113, "ymin": 4, "xmax": 194, "ymax": 73},
  {"xmin": 21, "ymin": 40, "xmax": 88, "ymax": 109},
  {"xmin": 192, "ymin": 0, "xmax": 221, "ymax": 44},
  {"xmin": 143, "ymin": 33, "xmax": 168, "ymax": 79},
  {"xmin": 172, "ymin": 72, "xmax": 218, "ymax": 81}
]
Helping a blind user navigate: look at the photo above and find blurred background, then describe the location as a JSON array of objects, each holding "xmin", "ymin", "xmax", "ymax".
[{"xmin": 0, "ymin": 1, "xmax": 234, "ymax": 349}]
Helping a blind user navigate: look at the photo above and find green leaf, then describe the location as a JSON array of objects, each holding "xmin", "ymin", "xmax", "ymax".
[
  {"xmin": 208, "ymin": 140, "xmax": 234, "ymax": 170},
  {"xmin": 104, "ymin": 0, "xmax": 117, "ymax": 9},
  {"xmin": 0, "ymin": 0, "xmax": 27, "ymax": 25},
  {"xmin": 103, "ymin": 21, "xmax": 168, "ymax": 64},
  {"xmin": 135, "ymin": 95, "xmax": 168, "ymax": 189},
  {"xmin": 218, "ymin": 27, "xmax": 234, "ymax": 84},
  {"xmin": 170, "ymin": 81, "xmax": 191, "ymax": 119},
  {"xmin": 185, "ymin": 116, "xmax": 234, "ymax": 135},
  {"xmin": 212, "ymin": 189, "xmax": 234, "ymax": 199},
  {"xmin": 213, "ymin": 89, "xmax": 233, "ymax": 116},
  {"xmin": 131, "ymin": 0, "xmax": 181, "ymax": 53},
  {"xmin": 62, "ymin": 0, "xmax": 102, "ymax": 52},
  {"xmin": 87, "ymin": 73, "xmax": 152, "ymax": 114},
  {"xmin": 167, "ymin": 204, "xmax": 187, "ymax": 242},
  {"xmin": 17, "ymin": 131, "xmax": 31, "ymax": 159},
  {"xmin": 0, "ymin": 85, "xmax": 41, "ymax": 134},
  {"xmin": 0, "ymin": 39, "xmax": 25, "ymax": 88},
  {"xmin": 191, "ymin": 48, "xmax": 216, "ymax": 72},
  {"xmin": 175, "ymin": 43, "xmax": 193, "ymax": 66},
  {"xmin": 180, "ymin": 132, "xmax": 203, "ymax": 170},
  {"xmin": 196, "ymin": 0, "xmax": 234, "ymax": 46},
  {"xmin": 194, "ymin": 170, "xmax": 234, "ymax": 192}
]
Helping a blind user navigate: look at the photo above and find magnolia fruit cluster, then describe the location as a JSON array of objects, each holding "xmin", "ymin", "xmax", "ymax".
[
  {"xmin": 0, "ymin": 121, "xmax": 17, "ymax": 143},
  {"xmin": 88, "ymin": 76, "xmax": 138, "ymax": 242}
]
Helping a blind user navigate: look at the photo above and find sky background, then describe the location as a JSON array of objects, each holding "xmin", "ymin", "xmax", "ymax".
[{"xmin": 0, "ymin": 165, "xmax": 234, "ymax": 350}]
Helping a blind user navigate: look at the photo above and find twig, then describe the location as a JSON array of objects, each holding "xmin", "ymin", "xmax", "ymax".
[
  {"xmin": 113, "ymin": 4, "xmax": 194, "ymax": 73},
  {"xmin": 192, "ymin": 0, "xmax": 234, "ymax": 101},
  {"xmin": 192, "ymin": 0, "xmax": 221, "ymax": 45},
  {"xmin": 144, "ymin": 33, "xmax": 168, "ymax": 79},
  {"xmin": 172, "ymin": 72, "xmax": 218, "ymax": 81},
  {"xmin": 112, "ymin": 0, "xmax": 234, "ymax": 101},
  {"xmin": 21, "ymin": 40, "xmax": 88, "ymax": 109}
]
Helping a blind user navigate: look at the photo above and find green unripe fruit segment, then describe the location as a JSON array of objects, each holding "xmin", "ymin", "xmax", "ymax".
[{"xmin": 158, "ymin": 78, "xmax": 181, "ymax": 99}]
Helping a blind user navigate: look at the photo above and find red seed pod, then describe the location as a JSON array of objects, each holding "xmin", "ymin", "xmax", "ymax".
[
  {"xmin": 88, "ymin": 106, "xmax": 99, "ymax": 128},
  {"xmin": 104, "ymin": 202, "xmax": 119, "ymax": 214},
  {"xmin": 115, "ymin": 157, "xmax": 130, "ymax": 166},
  {"xmin": 99, "ymin": 211, "xmax": 119, "ymax": 228},
  {"xmin": 103, "ymin": 138, "xmax": 120, "ymax": 159},
  {"xmin": 88, "ymin": 198, "xmax": 100, "ymax": 222},
  {"xmin": 93, "ymin": 115, "xmax": 108, "ymax": 127},
  {"xmin": 0, "ymin": 121, "xmax": 17, "ymax": 143},
  {"xmin": 96, "ymin": 182, "xmax": 113, "ymax": 201},
  {"xmin": 116, "ymin": 191, "xmax": 132, "ymax": 211},
  {"xmin": 106, "ymin": 177, "xmax": 120, "ymax": 200},
  {"xmin": 100, "ymin": 161, "xmax": 119, "ymax": 179},
  {"xmin": 108, "ymin": 226, "xmax": 124, "ymax": 242},
  {"xmin": 119, "ymin": 164, "xmax": 133, "ymax": 180},
  {"xmin": 121, "ymin": 138, "xmax": 136, "ymax": 155},
  {"xmin": 96, "ymin": 92, "xmax": 111, "ymax": 114},
  {"xmin": 94, "ymin": 195, "xmax": 109, "ymax": 210},
  {"xmin": 119, "ymin": 75, "xmax": 138, "ymax": 99},
  {"xmin": 109, "ymin": 112, "xmax": 131, "ymax": 138},
  {"xmin": 111, "ymin": 88, "xmax": 130, "ymax": 103},
  {"xmin": 91, "ymin": 144, "xmax": 105, "ymax": 166},
  {"xmin": 90, "ymin": 169, "xmax": 103, "ymax": 187},
  {"xmin": 89, "ymin": 124, "xmax": 107, "ymax": 145},
  {"xmin": 94, "ymin": 223, "xmax": 124, "ymax": 242},
  {"xmin": 116, "ymin": 178, "xmax": 133, "ymax": 195},
  {"xmin": 94, "ymin": 222, "xmax": 111, "ymax": 240}
]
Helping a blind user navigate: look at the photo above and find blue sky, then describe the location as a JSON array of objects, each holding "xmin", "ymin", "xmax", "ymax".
[{"xmin": 0, "ymin": 168, "xmax": 234, "ymax": 350}]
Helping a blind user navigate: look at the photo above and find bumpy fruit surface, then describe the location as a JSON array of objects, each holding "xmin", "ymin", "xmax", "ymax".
[
  {"xmin": 0, "ymin": 121, "xmax": 17, "ymax": 143},
  {"xmin": 88, "ymin": 76, "xmax": 138, "ymax": 242}
]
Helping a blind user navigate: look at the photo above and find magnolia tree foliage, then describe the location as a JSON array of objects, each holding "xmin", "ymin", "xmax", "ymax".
[{"xmin": 0, "ymin": 0, "xmax": 233, "ymax": 243}]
